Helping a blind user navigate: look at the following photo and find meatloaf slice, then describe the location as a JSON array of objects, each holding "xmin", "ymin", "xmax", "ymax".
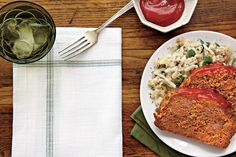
[
  {"xmin": 181, "ymin": 62, "xmax": 236, "ymax": 115},
  {"xmin": 154, "ymin": 87, "xmax": 236, "ymax": 149}
]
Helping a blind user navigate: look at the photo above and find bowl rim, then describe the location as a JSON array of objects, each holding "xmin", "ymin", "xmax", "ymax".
[{"xmin": 0, "ymin": 0, "xmax": 56, "ymax": 64}]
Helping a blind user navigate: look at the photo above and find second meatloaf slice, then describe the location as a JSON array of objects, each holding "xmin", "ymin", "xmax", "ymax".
[
  {"xmin": 154, "ymin": 87, "xmax": 236, "ymax": 149},
  {"xmin": 181, "ymin": 62, "xmax": 236, "ymax": 115}
]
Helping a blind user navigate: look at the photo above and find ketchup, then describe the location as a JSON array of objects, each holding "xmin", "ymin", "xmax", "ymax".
[
  {"xmin": 174, "ymin": 88, "xmax": 231, "ymax": 109},
  {"xmin": 140, "ymin": 0, "xmax": 185, "ymax": 27},
  {"xmin": 191, "ymin": 63, "xmax": 236, "ymax": 78}
]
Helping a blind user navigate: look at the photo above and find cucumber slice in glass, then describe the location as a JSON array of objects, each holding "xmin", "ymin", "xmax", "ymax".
[
  {"xmin": 18, "ymin": 21, "xmax": 34, "ymax": 45},
  {"xmin": 12, "ymin": 39, "xmax": 33, "ymax": 59},
  {"xmin": 30, "ymin": 23, "xmax": 49, "ymax": 50},
  {"xmin": 1, "ymin": 18, "xmax": 19, "ymax": 41}
]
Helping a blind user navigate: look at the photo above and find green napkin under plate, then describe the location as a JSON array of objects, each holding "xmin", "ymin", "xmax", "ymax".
[{"xmin": 130, "ymin": 106, "xmax": 236, "ymax": 157}]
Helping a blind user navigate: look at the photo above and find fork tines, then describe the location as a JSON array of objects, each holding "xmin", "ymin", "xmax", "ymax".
[{"xmin": 58, "ymin": 36, "xmax": 91, "ymax": 60}]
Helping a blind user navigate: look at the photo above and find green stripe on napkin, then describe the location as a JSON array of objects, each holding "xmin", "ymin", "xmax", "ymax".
[
  {"xmin": 14, "ymin": 59, "xmax": 121, "ymax": 67},
  {"xmin": 130, "ymin": 106, "xmax": 236, "ymax": 157},
  {"xmin": 46, "ymin": 50, "xmax": 54, "ymax": 157}
]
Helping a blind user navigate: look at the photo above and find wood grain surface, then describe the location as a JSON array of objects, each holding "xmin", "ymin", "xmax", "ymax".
[{"xmin": 0, "ymin": 0, "xmax": 236, "ymax": 157}]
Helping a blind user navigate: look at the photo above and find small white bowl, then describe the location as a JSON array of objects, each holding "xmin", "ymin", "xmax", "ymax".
[{"xmin": 132, "ymin": 0, "xmax": 198, "ymax": 33}]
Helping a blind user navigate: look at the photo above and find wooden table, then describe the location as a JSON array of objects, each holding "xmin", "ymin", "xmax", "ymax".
[{"xmin": 0, "ymin": 0, "xmax": 236, "ymax": 156}]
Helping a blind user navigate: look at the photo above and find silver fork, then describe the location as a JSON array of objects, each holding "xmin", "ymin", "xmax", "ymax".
[{"xmin": 58, "ymin": 1, "xmax": 134, "ymax": 60}]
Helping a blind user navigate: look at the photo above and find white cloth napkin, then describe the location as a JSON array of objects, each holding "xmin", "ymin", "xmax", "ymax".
[{"xmin": 12, "ymin": 27, "xmax": 122, "ymax": 157}]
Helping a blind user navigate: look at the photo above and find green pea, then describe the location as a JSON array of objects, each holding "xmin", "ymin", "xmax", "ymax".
[
  {"xmin": 203, "ymin": 55, "xmax": 212, "ymax": 65},
  {"xmin": 186, "ymin": 49, "xmax": 196, "ymax": 58}
]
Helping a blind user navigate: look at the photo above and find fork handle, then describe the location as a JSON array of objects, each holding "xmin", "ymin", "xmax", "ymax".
[{"xmin": 96, "ymin": 1, "xmax": 134, "ymax": 33}]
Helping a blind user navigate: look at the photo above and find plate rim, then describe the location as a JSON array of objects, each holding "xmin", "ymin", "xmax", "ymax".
[{"xmin": 140, "ymin": 30, "xmax": 236, "ymax": 157}]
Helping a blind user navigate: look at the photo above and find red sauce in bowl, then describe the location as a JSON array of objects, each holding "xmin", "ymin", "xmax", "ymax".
[{"xmin": 140, "ymin": 0, "xmax": 185, "ymax": 27}]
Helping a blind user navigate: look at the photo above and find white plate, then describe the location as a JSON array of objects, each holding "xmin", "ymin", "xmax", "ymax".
[{"xmin": 140, "ymin": 31, "xmax": 236, "ymax": 157}]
